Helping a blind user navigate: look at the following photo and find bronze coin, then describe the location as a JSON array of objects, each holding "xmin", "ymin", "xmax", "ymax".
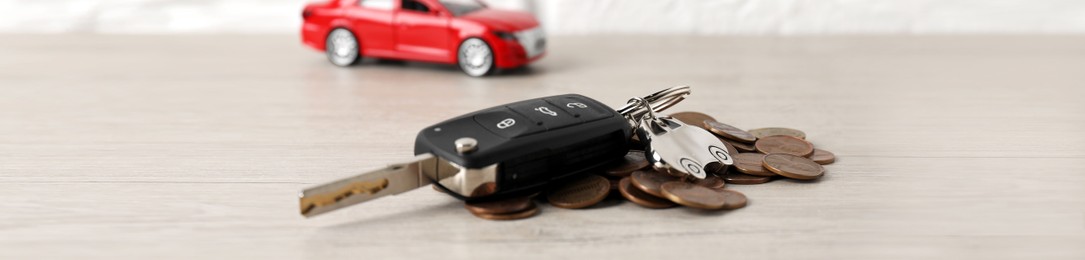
[
  {"xmin": 748, "ymin": 127, "xmax": 806, "ymax": 139},
  {"xmin": 669, "ymin": 112, "xmax": 717, "ymax": 128},
  {"xmin": 471, "ymin": 203, "xmax": 539, "ymax": 221},
  {"xmin": 547, "ymin": 175, "xmax": 611, "ymax": 209},
  {"xmin": 617, "ymin": 177, "xmax": 676, "ymax": 209},
  {"xmin": 630, "ymin": 170, "xmax": 680, "ymax": 197},
  {"xmin": 692, "ymin": 175, "xmax": 726, "ymax": 189},
  {"xmin": 605, "ymin": 150, "xmax": 650, "ymax": 177},
  {"xmin": 464, "ymin": 196, "xmax": 533, "ymax": 215},
  {"xmin": 732, "ymin": 153, "xmax": 774, "ymax": 177},
  {"xmin": 725, "ymin": 139, "xmax": 757, "ymax": 152},
  {"xmin": 717, "ymin": 189, "xmax": 749, "ymax": 210},
  {"xmin": 704, "ymin": 120, "xmax": 757, "ymax": 143},
  {"xmin": 755, "ymin": 135, "xmax": 814, "ymax": 157},
  {"xmin": 762, "ymin": 153, "xmax": 825, "ymax": 180},
  {"xmin": 721, "ymin": 172, "xmax": 773, "ymax": 185},
  {"xmin": 659, "ymin": 181, "xmax": 726, "ymax": 209},
  {"xmin": 810, "ymin": 149, "xmax": 836, "ymax": 165}
]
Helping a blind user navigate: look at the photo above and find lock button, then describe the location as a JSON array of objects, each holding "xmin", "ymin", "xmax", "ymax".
[
  {"xmin": 473, "ymin": 108, "xmax": 544, "ymax": 138},
  {"xmin": 506, "ymin": 100, "xmax": 581, "ymax": 130}
]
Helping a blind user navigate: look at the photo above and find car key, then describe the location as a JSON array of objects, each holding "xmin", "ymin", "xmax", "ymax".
[{"xmin": 299, "ymin": 86, "xmax": 700, "ymax": 217}]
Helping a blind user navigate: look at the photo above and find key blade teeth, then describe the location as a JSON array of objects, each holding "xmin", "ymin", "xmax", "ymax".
[
  {"xmin": 298, "ymin": 154, "xmax": 442, "ymax": 218},
  {"xmin": 299, "ymin": 177, "xmax": 392, "ymax": 217}
]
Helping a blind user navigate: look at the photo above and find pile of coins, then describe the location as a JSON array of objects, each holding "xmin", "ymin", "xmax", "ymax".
[{"xmin": 459, "ymin": 111, "xmax": 836, "ymax": 220}]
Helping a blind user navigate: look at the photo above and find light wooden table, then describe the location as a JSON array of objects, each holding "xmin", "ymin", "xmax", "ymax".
[{"xmin": 2, "ymin": 35, "xmax": 1083, "ymax": 259}]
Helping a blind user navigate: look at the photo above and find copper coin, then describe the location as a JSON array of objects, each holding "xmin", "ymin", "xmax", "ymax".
[
  {"xmin": 748, "ymin": 127, "xmax": 806, "ymax": 139},
  {"xmin": 725, "ymin": 139, "xmax": 757, "ymax": 152},
  {"xmin": 608, "ymin": 178, "xmax": 621, "ymax": 193},
  {"xmin": 721, "ymin": 172, "xmax": 773, "ymax": 185},
  {"xmin": 755, "ymin": 135, "xmax": 814, "ymax": 157},
  {"xmin": 732, "ymin": 153, "xmax": 774, "ymax": 177},
  {"xmin": 659, "ymin": 181, "xmax": 727, "ymax": 209},
  {"xmin": 547, "ymin": 175, "xmax": 611, "ymax": 209},
  {"xmin": 704, "ymin": 120, "xmax": 757, "ymax": 143},
  {"xmin": 717, "ymin": 189, "xmax": 749, "ymax": 210},
  {"xmin": 762, "ymin": 153, "xmax": 825, "ymax": 180},
  {"xmin": 692, "ymin": 175, "xmax": 726, "ymax": 189},
  {"xmin": 630, "ymin": 170, "xmax": 680, "ymax": 197},
  {"xmin": 810, "ymin": 149, "xmax": 836, "ymax": 165},
  {"xmin": 471, "ymin": 203, "xmax": 539, "ymax": 221},
  {"xmin": 617, "ymin": 177, "xmax": 676, "ymax": 209},
  {"xmin": 605, "ymin": 150, "xmax": 650, "ymax": 177},
  {"xmin": 464, "ymin": 196, "xmax": 534, "ymax": 215},
  {"xmin": 669, "ymin": 112, "xmax": 716, "ymax": 128}
]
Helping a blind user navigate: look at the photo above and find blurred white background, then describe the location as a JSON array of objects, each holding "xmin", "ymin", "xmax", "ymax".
[{"xmin": 2, "ymin": 0, "xmax": 1084, "ymax": 34}]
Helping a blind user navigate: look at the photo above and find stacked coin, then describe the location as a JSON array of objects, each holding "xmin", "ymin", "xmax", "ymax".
[{"xmin": 456, "ymin": 111, "xmax": 836, "ymax": 220}]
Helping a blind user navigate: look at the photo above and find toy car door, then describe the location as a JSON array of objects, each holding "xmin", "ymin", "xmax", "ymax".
[
  {"xmin": 348, "ymin": 0, "xmax": 396, "ymax": 55},
  {"xmin": 394, "ymin": 0, "xmax": 451, "ymax": 62}
]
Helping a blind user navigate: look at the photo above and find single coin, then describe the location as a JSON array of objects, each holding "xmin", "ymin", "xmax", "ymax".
[
  {"xmin": 630, "ymin": 170, "xmax": 680, "ymax": 197},
  {"xmin": 748, "ymin": 127, "xmax": 806, "ymax": 139},
  {"xmin": 762, "ymin": 153, "xmax": 825, "ymax": 180},
  {"xmin": 725, "ymin": 139, "xmax": 757, "ymax": 152},
  {"xmin": 704, "ymin": 120, "xmax": 757, "ymax": 143},
  {"xmin": 810, "ymin": 149, "xmax": 836, "ymax": 165},
  {"xmin": 717, "ymin": 189, "xmax": 749, "ymax": 210},
  {"xmin": 605, "ymin": 150, "xmax": 650, "ymax": 177},
  {"xmin": 669, "ymin": 112, "xmax": 717, "ymax": 128},
  {"xmin": 659, "ymin": 182, "xmax": 726, "ymax": 209},
  {"xmin": 721, "ymin": 172, "xmax": 773, "ymax": 185},
  {"xmin": 547, "ymin": 175, "xmax": 611, "ymax": 209},
  {"xmin": 471, "ymin": 203, "xmax": 539, "ymax": 221},
  {"xmin": 755, "ymin": 135, "xmax": 814, "ymax": 157},
  {"xmin": 732, "ymin": 153, "xmax": 774, "ymax": 177},
  {"xmin": 464, "ymin": 196, "xmax": 533, "ymax": 215},
  {"xmin": 692, "ymin": 175, "xmax": 726, "ymax": 189},
  {"xmin": 617, "ymin": 177, "xmax": 676, "ymax": 209}
]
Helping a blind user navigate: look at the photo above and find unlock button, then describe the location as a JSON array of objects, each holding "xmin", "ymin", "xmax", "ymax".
[{"xmin": 507, "ymin": 100, "xmax": 581, "ymax": 130}]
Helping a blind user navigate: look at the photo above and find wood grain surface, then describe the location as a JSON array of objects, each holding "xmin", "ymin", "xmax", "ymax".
[{"xmin": 1, "ymin": 35, "xmax": 1084, "ymax": 259}]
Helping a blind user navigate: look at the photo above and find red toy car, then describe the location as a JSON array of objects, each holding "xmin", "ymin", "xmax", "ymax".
[{"xmin": 301, "ymin": 0, "xmax": 546, "ymax": 76}]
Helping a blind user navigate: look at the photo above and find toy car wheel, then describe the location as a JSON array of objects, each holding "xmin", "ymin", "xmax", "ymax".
[
  {"xmin": 457, "ymin": 38, "xmax": 495, "ymax": 77},
  {"xmin": 326, "ymin": 28, "xmax": 360, "ymax": 66}
]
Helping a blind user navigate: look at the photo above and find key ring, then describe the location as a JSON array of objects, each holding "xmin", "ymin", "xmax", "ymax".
[
  {"xmin": 626, "ymin": 96, "xmax": 668, "ymax": 131},
  {"xmin": 616, "ymin": 85, "xmax": 691, "ymax": 120}
]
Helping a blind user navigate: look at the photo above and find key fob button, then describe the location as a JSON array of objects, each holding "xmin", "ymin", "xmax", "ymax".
[
  {"xmin": 473, "ymin": 109, "xmax": 543, "ymax": 138},
  {"xmin": 507, "ymin": 100, "xmax": 581, "ymax": 130},
  {"xmin": 544, "ymin": 96, "xmax": 613, "ymax": 122}
]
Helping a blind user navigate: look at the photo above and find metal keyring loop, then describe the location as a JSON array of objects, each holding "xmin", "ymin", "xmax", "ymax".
[{"xmin": 616, "ymin": 85, "xmax": 691, "ymax": 121}]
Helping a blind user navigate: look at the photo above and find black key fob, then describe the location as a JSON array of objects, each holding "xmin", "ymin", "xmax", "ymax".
[{"xmin": 414, "ymin": 94, "xmax": 631, "ymax": 201}]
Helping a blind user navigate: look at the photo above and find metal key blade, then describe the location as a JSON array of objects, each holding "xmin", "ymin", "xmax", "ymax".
[{"xmin": 299, "ymin": 153, "xmax": 449, "ymax": 217}]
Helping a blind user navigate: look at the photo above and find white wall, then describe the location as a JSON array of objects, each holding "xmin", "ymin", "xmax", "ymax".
[{"xmin": 2, "ymin": 0, "xmax": 1084, "ymax": 34}]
